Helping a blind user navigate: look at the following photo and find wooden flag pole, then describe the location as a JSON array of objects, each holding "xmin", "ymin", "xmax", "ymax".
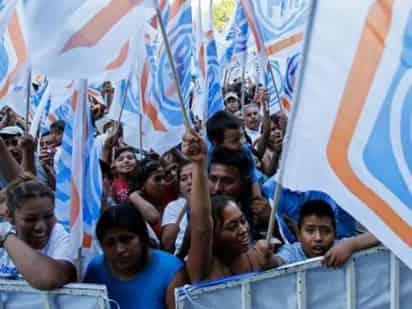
[
  {"xmin": 25, "ymin": 70, "xmax": 32, "ymax": 132},
  {"xmin": 155, "ymin": 2, "xmax": 191, "ymax": 130}
]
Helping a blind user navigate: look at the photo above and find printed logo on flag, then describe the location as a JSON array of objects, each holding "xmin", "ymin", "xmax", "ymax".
[
  {"xmin": 284, "ymin": 52, "xmax": 300, "ymax": 100},
  {"xmin": 327, "ymin": 2, "xmax": 412, "ymax": 245}
]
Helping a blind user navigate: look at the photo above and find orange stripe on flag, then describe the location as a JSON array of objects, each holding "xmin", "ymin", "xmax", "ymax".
[
  {"xmin": 326, "ymin": 0, "xmax": 412, "ymax": 245},
  {"xmin": 281, "ymin": 98, "xmax": 291, "ymax": 111},
  {"xmin": 140, "ymin": 61, "xmax": 167, "ymax": 132},
  {"xmin": 266, "ymin": 32, "xmax": 304, "ymax": 56},
  {"xmin": 83, "ymin": 233, "xmax": 92, "ymax": 248},
  {"xmin": 71, "ymin": 91, "xmax": 79, "ymax": 110},
  {"xmin": 169, "ymin": 0, "xmax": 184, "ymax": 22},
  {"xmin": 0, "ymin": 12, "xmax": 27, "ymax": 99},
  {"xmin": 70, "ymin": 180, "xmax": 80, "ymax": 226},
  {"xmin": 105, "ymin": 41, "xmax": 130, "ymax": 70},
  {"xmin": 61, "ymin": 0, "xmax": 145, "ymax": 53}
]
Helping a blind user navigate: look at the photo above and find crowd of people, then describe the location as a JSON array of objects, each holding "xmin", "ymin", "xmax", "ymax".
[{"xmin": 0, "ymin": 79, "xmax": 379, "ymax": 309}]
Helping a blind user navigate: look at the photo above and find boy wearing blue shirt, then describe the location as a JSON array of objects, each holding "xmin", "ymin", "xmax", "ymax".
[{"xmin": 273, "ymin": 200, "xmax": 379, "ymax": 267}]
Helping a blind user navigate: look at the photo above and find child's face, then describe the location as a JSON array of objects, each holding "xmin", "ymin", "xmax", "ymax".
[
  {"xmin": 298, "ymin": 215, "xmax": 335, "ymax": 258},
  {"xmin": 113, "ymin": 151, "xmax": 137, "ymax": 175},
  {"xmin": 222, "ymin": 128, "xmax": 243, "ymax": 150}
]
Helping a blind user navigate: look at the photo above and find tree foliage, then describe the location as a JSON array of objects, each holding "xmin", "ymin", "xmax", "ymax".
[{"xmin": 213, "ymin": 0, "xmax": 236, "ymax": 32}]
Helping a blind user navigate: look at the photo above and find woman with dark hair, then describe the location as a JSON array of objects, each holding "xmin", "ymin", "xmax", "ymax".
[
  {"xmin": 182, "ymin": 130, "xmax": 277, "ymax": 283},
  {"xmin": 83, "ymin": 203, "xmax": 187, "ymax": 309},
  {"xmin": 0, "ymin": 174, "xmax": 76, "ymax": 289},
  {"xmin": 129, "ymin": 159, "xmax": 165, "ymax": 236}
]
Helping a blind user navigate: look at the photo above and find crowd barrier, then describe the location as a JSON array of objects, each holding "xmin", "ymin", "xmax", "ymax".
[
  {"xmin": 0, "ymin": 281, "xmax": 109, "ymax": 309},
  {"xmin": 176, "ymin": 247, "xmax": 412, "ymax": 309}
]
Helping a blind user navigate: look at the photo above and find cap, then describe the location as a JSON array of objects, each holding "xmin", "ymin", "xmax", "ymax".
[
  {"xmin": 0, "ymin": 126, "xmax": 24, "ymax": 136},
  {"xmin": 224, "ymin": 92, "xmax": 239, "ymax": 102}
]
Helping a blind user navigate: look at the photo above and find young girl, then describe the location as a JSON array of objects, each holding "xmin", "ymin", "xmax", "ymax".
[
  {"xmin": 0, "ymin": 174, "xmax": 76, "ymax": 289},
  {"xmin": 111, "ymin": 147, "xmax": 139, "ymax": 205},
  {"xmin": 129, "ymin": 159, "xmax": 166, "ymax": 236},
  {"xmin": 84, "ymin": 204, "xmax": 187, "ymax": 309}
]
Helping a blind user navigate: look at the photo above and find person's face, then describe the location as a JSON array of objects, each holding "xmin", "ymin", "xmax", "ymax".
[
  {"xmin": 179, "ymin": 163, "xmax": 193, "ymax": 198},
  {"xmin": 277, "ymin": 113, "xmax": 288, "ymax": 132},
  {"xmin": 163, "ymin": 154, "xmax": 179, "ymax": 186},
  {"xmin": 40, "ymin": 134, "xmax": 55, "ymax": 151},
  {"xmin": 12, "ymin": 196, "xmax": 56, "ymax": 250},
  {"xmin": 268, "ymin": 121, "xmax": 282, "ymax": 146},
  {"xmin": 101, "ymin": 227, "xmax": 142, "ymax": 278},
  {"xmin": 143, "ymin": 167, "xmax": 166, "ymax": 200},
  {"xmin": 2, "ymin": 135, "xmax": 22, "ymax": 163},
  {"xmin": 225, "ymin": 98, "xmax": 240, "ymax": 114},
  {"xmin": 298, "ymin": 215, "xmax": 336, "ymax": 258},
  {"xmin": 101, "ymin": 82, "xmax": 115, "ymax": 106},
  {"xmin": 113, "ymin": 151, "xmax": 137, "ymax": 175},
  {"xmin": 222, "ymin": 128, "xmax": 242, "ymax": 150},
  {"xmin": 209, "ymin": 164, "xmax": 243, "ymax": 199},
  {"xmin": 50, "ymin": 128, "xmax": 63, "ymax": 146},
  {"xmin": 214, "ymin": 201, "xmax": 249, "ymax": 255},
  {"xmin": 244, "ymin": 106, "xmax": 261, "ymax": 131}
]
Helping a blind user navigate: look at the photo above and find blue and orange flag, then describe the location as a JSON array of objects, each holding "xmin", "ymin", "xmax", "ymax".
[{"xmin": 283, "ymin": 0, "xmax": 412, "ymax": 269}]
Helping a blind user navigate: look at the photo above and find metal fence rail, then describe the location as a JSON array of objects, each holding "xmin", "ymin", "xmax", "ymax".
[
  {"xmin": 176, "ymin": 247, "xmax": 412, "ymax": 309},
  {"xmin": 0, "ymin": 281, "xmax": 109, "ymax": 309}
]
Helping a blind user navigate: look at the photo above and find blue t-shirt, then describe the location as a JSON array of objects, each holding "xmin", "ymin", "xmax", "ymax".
[
  {"xmin": 84, "ymin": 249, "xmax": 184, "ymax": 309},
  {"xmin": 262, "ymin": 176, "xmax": 357, "ymax": 243},
  {"xmin": 276, "ymin": 240, "xmax": 342, "ymax": 264}
]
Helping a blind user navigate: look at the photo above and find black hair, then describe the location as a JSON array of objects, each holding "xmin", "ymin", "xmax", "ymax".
[
  {"xmin": 211, "ymin": 195, "xmax": 238, "ymax": 231},
  {"xmin": 206, "ymin": 110, "xmax": 242, "ymax": 144},
  {"xmin": 210, "ymin": 146, "xmax": 251, "ymax": 180},
  {"xmin": 137, "ymin": 158, "xmax": 162, "ymax": 187},
  {"xmin": 5, "ymin": 173, "xmax": 54, "ymax": 216},
  {"xmin": 50, "ymin": 120, "xmax": 66, "ymax": 133},
  {"xmin": 96, "ymin": 204, "xmax": 150, "ymax": 265},
  {"xmin": 298, "ymin": 200, "xmax": 336, "ymax": 231},
  {"xmin": 114, "ymin": 146, "xmax": 138, "ymax": 161}
]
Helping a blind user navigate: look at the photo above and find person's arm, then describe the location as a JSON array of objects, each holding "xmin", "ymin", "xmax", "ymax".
[
  {"xmin": 129, "ymin": 191, "xmax": 160, "ymax": 226},
  {"xmin": 161, "ymin": 206, "xmax": 186, "ymax": 253},
  {"xmin": 182, "ymin": 129, "xmax": 213, "ymax": 283},
  {"xmin": 166, "ymin": 269, "xmax": 189, "ymax": 309},
  {"xmin": 322, "ymin": 232, "xmax": 380, "ymax": 267},
  {"xmin": 20, "ymin": 134, "xmax": 37, "ymax": 176},
  {"xmin": 254, "ymin": 92, "xmax": 271, "ymax": 158},
  {"xmin": 3, "ymin": 234, "xmax": 77, "ymax": 290},
  {"xmin": 101, "ymin": 122, "xmax": 120, "ymax": 165},
  {"xmin": 0, "ymin": 137, "xmax": 22, "ymax": 182}
]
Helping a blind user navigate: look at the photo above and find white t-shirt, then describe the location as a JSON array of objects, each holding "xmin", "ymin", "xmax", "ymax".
[
  {"xmin": 0, "ymin": 223, "xmax": 75, "ymax": 278},
  {"xmin": 161, "ymin": 197, "xmax": 188, "ymax": 255}
]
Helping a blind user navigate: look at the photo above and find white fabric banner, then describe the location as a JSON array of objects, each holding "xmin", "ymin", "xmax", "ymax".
[{"xmin": 283, "ymin": 0, "xmax": 412, "ymax": 268}]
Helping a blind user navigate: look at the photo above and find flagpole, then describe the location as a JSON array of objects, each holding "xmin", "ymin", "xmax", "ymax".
[
  {"xmin": 240, "ymin": 50, "xmax": 248, "ymax": 112},
  {"xmin": 24, "ymin": 70, "xmax": 32, "ymax": 132},
  {"xmin": 139, "ymin": 112, "xmax": 144, "ymax": 160},
  {"xmin": 265, "ymin": 0, "xmax": 318, "ymax": 242},
  {"xmin": 154, "ymin": 1, "xmax": 191, "ymax": 130},
  {"xmin": 117, "ymin": 79, "xmax": 130, "ymax": 123},
  {"xmin": 267, "ymin": 62, "xmax": 286, "ymax": 114}
]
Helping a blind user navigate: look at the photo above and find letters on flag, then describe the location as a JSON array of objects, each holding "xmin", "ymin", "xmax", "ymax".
[{"xmin": 283, "ymin": 0, "xmax": 412, "ymax": 269}]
